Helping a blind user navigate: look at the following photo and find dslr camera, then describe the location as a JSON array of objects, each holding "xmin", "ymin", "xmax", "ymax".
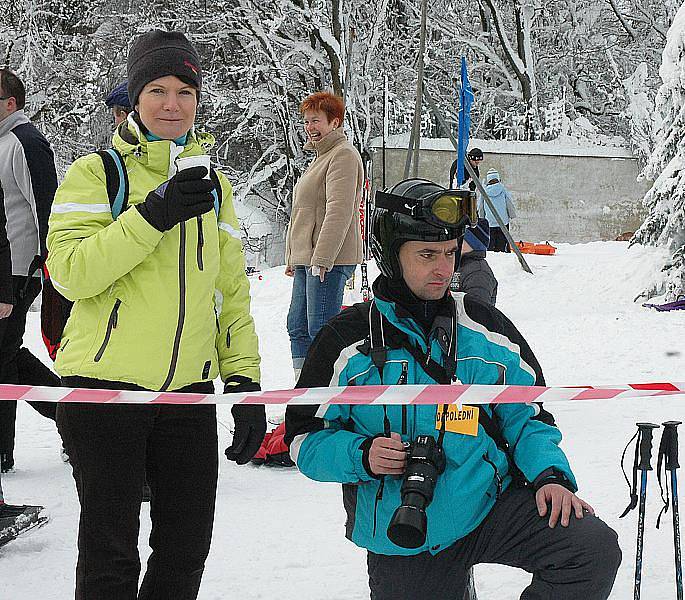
[{"xmin": 386, "ymin": 435, "xmax": 446, "ymax": 549}]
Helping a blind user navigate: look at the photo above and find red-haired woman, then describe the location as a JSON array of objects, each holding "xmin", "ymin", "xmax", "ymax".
[{"xmin": 284, "ymin": 92, "xmax": 363, "ymax": 379}]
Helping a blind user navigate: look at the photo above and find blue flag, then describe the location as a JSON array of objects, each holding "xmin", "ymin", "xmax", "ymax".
[{"xmin": 456, "ymin": 57, "xmax": 474, "ymax": 187}]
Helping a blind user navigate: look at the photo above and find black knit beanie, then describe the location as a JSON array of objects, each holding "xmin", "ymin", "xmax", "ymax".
[{"xmin": 127, "ymin": 30, "xmax": 202, "ymax": 108}]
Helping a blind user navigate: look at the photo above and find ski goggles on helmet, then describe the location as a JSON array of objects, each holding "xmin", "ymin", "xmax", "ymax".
[{"xmin": 374, "ymin": 188, "xmax": 477, "ymax": 230}]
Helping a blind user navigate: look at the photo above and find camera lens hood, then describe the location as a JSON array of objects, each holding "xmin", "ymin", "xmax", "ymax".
[{"xmin": 387, "ymin": 505, "xmax": 427, "ymax": 549}]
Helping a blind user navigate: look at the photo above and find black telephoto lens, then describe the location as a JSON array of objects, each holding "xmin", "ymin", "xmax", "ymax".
[{"xmin": 386, "ymin": 436, "xmax": 445, "ymax": 549}]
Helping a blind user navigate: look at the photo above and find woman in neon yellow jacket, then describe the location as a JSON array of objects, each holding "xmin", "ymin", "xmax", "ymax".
[{"xmin": 47, "ymin": 31, "xmax": 264, "ymax": 600}]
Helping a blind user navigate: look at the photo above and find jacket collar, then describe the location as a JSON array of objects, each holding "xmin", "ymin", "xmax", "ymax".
[
  {"xmin": 0, "ymin": 110, "xmax": 30, "ymax": 138},
  {"xmin": 372, "ymin": 275, "xmax": 453, "ymax": 353},
  {"xmin": 303, "ymin": 127, "xmax": 347, "ymax": 156},
  {"xmin": 113, "ymin": 113, "xmax": 215, "ymax": 178}
]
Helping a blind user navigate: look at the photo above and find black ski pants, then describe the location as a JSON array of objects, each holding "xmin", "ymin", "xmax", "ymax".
[
  {"xmin": 367, "ymin": 486, "xmax": 621, "ymax": 600},
  {"xmin": 488, "ymin": 225, "xmax": 510, "ymax": 252},
  {"xmin": 0, "ymin": 276, "xmax": 59, "ymax": 468},
  {"xmin": 57, "ymin": 377, "xmax": 218, "ymax": 600}
]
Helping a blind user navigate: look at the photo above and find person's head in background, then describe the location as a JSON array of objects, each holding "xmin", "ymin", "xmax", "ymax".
[
  {"xmin": 0, "ymin": 69, "xmax": 25, "ymax": 122},
  {"xmin": 486, "ymin": 169, "xmax": 501, "ymax": 185},
  {"xmin": 467, "ymin": 147, "xmax": 484, "ymax": 170},
  {"xmin": 104, "ymin": 81, "xmax": 131, "ymax": 126}
]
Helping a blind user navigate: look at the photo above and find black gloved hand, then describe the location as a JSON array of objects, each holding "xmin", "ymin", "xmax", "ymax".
[
  {"xmin": 223, "ymin": 377, "xmax": 266, "ymax": 465},
  {"xmin": 136, "ymin": 166, "xmax": 215, "ymax": 232}
]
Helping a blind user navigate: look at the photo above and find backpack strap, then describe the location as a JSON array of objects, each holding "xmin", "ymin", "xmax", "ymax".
[{"xmin": 97, "ymin": 149, "xmax": 129, "ymax": 219}]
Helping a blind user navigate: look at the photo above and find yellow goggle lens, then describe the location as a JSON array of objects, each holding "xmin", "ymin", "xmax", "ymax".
[{"xmin": 431, "ymin": 195, "xmax": 464, "ymax": 224}]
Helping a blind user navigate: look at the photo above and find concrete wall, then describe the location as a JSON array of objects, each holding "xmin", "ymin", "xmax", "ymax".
[{"xmin": 370, "ymin": 142, "xmax": 651, "ymax": 243}]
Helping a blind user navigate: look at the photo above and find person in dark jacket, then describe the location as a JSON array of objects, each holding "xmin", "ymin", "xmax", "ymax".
[
  {"xmin": 449, "ymin": 147, "xmax": 483, "ymax": 190},
  {"xmin": 0, "ymin": 69, "xmax": 60, "ymax": 472},
  {"xmin": 285, "ymin": 178, "xmax": 620, "ymax": 600},
  {"xmin": 455, "ymin": 218, "xmax": 498, "ymax": 306}
]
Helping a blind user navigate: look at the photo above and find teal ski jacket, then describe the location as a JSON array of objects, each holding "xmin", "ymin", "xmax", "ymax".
[{"xmin": 285, "ymin": 283, "xmax": 576, "ymax": 556}]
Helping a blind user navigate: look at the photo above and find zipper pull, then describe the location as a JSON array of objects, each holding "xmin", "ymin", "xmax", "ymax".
[
  {"xmin": 482, "ymin": 453, "xmax": 503, "ymax": 498},
  {"xmin": 112, "ymin": 299, "xmax": 121, "ymax": 328},
  {"xmin": 397, "ymin": 361, "xmax": 408, "ymax": 385},
  {"xmin": 372, "ymin": 478, "xmax": 386, "ymax": 537}
]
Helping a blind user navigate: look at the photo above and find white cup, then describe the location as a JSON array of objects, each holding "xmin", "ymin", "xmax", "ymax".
[{"xmin": 176, "ymin": 154, "xmax": 211, "ymax": 179}]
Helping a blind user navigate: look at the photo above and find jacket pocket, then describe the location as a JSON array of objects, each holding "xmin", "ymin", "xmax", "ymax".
[
  {"xmin": 288, "ymin": 207, "xmax": 316, "ymax": 253},
  {"xmin": 94, "ymin": 299, "xmax": 121, "ymax": 362}
]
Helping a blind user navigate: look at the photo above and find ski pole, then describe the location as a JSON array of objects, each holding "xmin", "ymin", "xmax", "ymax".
[
  {"xmin": 620, "ymin": 422, "xmax": 660, "ymax": 600},
  {"xmin": 657, "ymin": 421, "xmax": 683, "ymax": 600}
]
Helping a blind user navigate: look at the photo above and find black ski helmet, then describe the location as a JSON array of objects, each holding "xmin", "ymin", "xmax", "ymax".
[{"xmin": 371, "ymin": 178, "xmax": 469, "ymax": 280}]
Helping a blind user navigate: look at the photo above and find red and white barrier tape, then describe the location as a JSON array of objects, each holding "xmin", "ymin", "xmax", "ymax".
[{"xmin": 0, "ymin": 382, "xmax": 684, "ymax": 406}]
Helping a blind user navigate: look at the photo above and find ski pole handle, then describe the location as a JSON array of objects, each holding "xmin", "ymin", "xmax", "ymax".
[
  {"xmin": 662, "ymin": 421, "xmax": 682, "ymax": 471},
  {"xmin": 637, "ymin": 423, "xmax": 660, "ymax": 471}
]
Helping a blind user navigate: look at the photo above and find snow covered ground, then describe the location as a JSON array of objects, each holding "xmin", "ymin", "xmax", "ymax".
[{"xmin": 1, "ymin": 241, "xmax": 684, "ymax": 599}]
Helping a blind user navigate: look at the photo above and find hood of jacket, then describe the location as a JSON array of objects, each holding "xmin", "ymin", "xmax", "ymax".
[
  {"xmin": 485, "ymin": 182, "xmax": 507, "ymax": 199},
  {"xmin": 0, "ymin": 110, "xmax": 30, "ymax": 138}
]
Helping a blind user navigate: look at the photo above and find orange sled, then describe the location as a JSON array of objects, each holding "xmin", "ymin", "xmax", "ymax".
[{"xmin": 514, "ymin": 241, "xmax": 556, "ymax": 255}]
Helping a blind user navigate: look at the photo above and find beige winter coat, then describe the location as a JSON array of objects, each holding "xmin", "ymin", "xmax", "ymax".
[{"xmin": 285, "ymin": 128, "xmax": 363, "ymax": 270}]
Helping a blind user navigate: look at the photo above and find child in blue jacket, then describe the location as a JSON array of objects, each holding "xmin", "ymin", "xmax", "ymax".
[{"xmin": 480, "ymin": 169, "xmax": 517, "ymax": 252}]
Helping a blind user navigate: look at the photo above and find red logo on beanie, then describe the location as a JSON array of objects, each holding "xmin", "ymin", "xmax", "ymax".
[{"xmin": 184, "ymin": 60, "xmax": 198, "ymax": 75}]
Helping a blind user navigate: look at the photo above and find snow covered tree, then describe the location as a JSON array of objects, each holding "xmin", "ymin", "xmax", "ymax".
[
  {"xmin": 0, "ymin": 0, "xmax": 676, "ymax": 266},
  {"xmin": 632, "ymin": 4, "xmax": 685, "ymax": 302},
  {"xmin": 529, "ymin": 0, "xmax": 670, "ymax": 154}
]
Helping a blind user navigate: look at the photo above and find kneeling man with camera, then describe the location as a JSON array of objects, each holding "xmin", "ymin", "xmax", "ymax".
[{"xmin": 285, "ymin": 179, "xmax": 621, "ymax": 600}]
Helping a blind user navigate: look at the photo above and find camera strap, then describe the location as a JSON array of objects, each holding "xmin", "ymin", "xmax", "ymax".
[
  {"xmin": 368, "ymin": 302, "xmax": 388, "ymax": 381},
  {"xmin": 367, "ymin": 304, "xmax": 391, "ymax": 539}
]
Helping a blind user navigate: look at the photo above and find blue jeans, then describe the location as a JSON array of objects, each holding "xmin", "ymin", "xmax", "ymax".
[{"xmin": 287, "ymin": 265, "xmax": 356, "ymax": 369}]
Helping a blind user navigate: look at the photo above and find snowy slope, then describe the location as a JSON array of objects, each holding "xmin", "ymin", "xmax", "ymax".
[{"xmin": 1, "ymin": 241, "xmax": 684, "ymax": 599}]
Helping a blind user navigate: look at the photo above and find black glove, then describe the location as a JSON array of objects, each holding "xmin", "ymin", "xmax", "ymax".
[
  {"xmin": 136, "ymin": 166, "xmax": 215, "ymax": 232},
  {"xmin": 223, "ymin": 377, "xmax": 266, "ymax": 465}
]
